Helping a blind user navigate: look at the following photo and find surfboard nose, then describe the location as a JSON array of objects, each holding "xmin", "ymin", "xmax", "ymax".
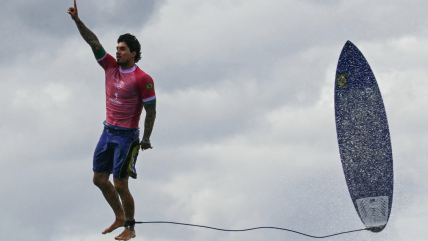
[{"xmin": 340, "ymin": 40, "xmax": 355, "ymax": 52}]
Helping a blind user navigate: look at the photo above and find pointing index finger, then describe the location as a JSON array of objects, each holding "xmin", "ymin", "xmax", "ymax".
[{"xmin": 74, "ymin": 0, "xmax": 77, "ymax": 9}]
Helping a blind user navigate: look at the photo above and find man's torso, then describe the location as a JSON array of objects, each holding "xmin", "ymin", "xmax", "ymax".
[{"xmin": 97, "ymin": 53, "xmax": 156, "ymax": 128}]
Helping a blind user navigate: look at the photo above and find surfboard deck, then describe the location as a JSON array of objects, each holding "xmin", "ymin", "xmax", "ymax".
[{"xmin": 334, "ymin": 41, "xmax": 393, "ymax": 232}]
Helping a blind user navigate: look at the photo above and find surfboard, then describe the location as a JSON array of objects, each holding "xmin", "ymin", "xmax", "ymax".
[{"xmin": 334, "ymin": 41, "xmax": 394, "ymax": 232}]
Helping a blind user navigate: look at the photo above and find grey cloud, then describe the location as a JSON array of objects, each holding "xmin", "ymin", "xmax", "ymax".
[
  {"xmin": 140, "ymin": 0, "xmax": 428, "ymax": 99},
  {"xmin": 6, "ymin": 0, "xmax": 162, "ymax": 35},
  {"xmin": 0, "ymin": 0, "xmax": 164, "ymax": 65}
]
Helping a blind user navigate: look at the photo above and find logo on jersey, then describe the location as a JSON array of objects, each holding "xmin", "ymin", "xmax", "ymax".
[
  {"xmin": 109, "ymin": 98, "xmax": 122, "ymax": 105},
  {"xmin": 114, "ymin": 80, "xmax": 125, "ymax": 89},
  {"xmin": 146, "ymin": 83, "xmax": 154, "ymax": 90}
]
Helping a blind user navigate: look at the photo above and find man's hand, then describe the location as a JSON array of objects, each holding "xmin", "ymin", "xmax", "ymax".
[
  {"xmin": 140, "ymin": 140, "xmax": 153, "ymax": 151},
  {"xmin": 67, "ymin": 0, "xmax": 79, "ymax": 21},
  {"xmin": 67, "ymin": 0, "xmax": 102, "ymax": 51}
]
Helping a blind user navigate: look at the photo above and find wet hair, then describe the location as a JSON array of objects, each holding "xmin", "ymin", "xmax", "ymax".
[{"xmin": 117, "ymin": 33, "xmax": 142, "ymax": 63}]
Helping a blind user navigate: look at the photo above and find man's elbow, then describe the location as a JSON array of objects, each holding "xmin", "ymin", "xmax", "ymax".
[{"xmin": 91, "ymin": 43, "xmax": 102, "ymax": 52}]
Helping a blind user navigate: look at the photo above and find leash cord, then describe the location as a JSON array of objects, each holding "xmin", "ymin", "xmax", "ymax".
[{"xmin": 135, "ymin": 221, "xmax": 368, "ymax": 238}]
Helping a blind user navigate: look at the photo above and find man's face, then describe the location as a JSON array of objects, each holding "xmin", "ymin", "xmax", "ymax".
[{"xmin": 116, "ymin": 42, "xmax": 136, "ymax": 66}]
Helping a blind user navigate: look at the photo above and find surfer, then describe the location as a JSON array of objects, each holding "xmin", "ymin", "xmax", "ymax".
[{"xmin": 67, "ymin": 0, "xmax": 156, "ymax": 240}]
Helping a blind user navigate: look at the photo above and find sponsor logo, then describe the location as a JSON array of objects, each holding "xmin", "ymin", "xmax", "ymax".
[
  {"xmin": 336, "ymin": 73, "xmax": 348, "ymax": 88},
  {"xmin": 109, "ymin": 98, "xmax": 122, "ymax": 105},
  {"xmin": 146, "ymin": 83, "xmax": 154, "ymax": 90}
]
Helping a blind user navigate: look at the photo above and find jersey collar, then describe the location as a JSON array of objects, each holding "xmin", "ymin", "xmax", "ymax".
[{"xmin": 119, "ymin": 65, "xmax": 137, "ymax": 73}]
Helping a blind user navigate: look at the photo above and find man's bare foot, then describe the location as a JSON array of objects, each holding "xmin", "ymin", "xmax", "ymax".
[
  {"xmin": 102, "ymin": 218, "xmax": 125, "ymax": 234},
  {"xmin": 115, "ymin": 228, "xmax": 136, "ymax": 240}
]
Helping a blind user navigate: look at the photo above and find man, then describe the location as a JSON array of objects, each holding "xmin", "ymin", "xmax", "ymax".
[{"xmin": 68, "ymin": 1, "xmax": 156, "ymax": 240}]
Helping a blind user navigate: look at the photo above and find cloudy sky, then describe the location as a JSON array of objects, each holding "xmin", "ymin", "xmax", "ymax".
[{"xmin": 1, "ymin": 0, "xmax": 427, "ymax": 240}]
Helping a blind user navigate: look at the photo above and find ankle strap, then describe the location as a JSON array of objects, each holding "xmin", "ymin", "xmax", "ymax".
[{"xmin": 124, "ymin": 220, "xmax": 135, "ymax": 230}]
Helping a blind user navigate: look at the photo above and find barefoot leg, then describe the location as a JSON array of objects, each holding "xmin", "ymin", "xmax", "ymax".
[
  {"xmin": 93, "ymin": 173, "xmax": 126, "ymax": 233},
  {"xmin": 114, "ymin": 177, "xmax": 135, "ymax": 221},
  {"xmin": 114, "ymin": 177, "xmax": 137, "ymax": 240}
]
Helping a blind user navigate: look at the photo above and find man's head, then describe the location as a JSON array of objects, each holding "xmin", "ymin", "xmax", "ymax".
[{"xmin": 116, "ymin": 33, "xmax": 142, "ymax": 67}]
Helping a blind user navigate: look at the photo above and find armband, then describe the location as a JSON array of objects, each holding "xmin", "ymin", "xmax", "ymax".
[{"xmin": 94, "ymin": 47, "xmax": 106, "ymax": 60}]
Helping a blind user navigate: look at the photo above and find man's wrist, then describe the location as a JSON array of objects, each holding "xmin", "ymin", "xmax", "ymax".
[{"xmin": 141, "ymin": 139, "xmax": 150, "ymax": 144}]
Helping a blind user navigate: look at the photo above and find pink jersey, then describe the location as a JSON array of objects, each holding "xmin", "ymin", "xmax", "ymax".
[{"xmin": 97, "ymin": 53, "xmax": 156, "ymax": 128}]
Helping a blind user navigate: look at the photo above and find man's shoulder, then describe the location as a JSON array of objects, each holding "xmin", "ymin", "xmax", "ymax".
[
  {"xmin": 135, "ymin": 67, "xmax": 153, "ymax": 83},
  {"xmin": 98, "ymin": 53, "xmax": 118, "ymax": 71}
]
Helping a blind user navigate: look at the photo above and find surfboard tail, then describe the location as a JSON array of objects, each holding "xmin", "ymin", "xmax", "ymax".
[{"xmin": 354, "ymin": 196, "xmax": 389, "ymax": 232}]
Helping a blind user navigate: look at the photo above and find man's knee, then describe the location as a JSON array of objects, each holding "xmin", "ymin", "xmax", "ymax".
[
  {"xmin": 93, "ymin": 173, "xmax": 110, "ymax": 188},
  {"xmin": 114, "ymin": 178, "xmax": 129, "ymax": 195}
]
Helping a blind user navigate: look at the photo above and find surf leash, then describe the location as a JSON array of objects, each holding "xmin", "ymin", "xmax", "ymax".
[{"xmin": 132, "ymin": 221, "xmax": 368, "ymax": 238}]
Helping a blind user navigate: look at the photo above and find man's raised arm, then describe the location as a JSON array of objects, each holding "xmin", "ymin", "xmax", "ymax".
[{"xmin": 67, "ymin": 0, "xmax": 102, "ymax": 53}]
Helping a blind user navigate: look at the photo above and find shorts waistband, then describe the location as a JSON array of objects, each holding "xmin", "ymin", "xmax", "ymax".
[{"xmin": 103, "ymin": 120, "xmax": 139, "ymax": 133}]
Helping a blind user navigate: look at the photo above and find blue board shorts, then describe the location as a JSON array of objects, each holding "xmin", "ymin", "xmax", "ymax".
[{"xmin": 93, "ymin": 121, "xmax": 140, "ymax": 179}]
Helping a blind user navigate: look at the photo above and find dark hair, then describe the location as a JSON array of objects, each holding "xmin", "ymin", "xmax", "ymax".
[{"xmin": 117, "ymin": 33, "xmax": 142, "ymax": 63}]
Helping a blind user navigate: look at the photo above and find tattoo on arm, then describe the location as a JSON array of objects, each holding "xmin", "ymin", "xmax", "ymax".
[
  {"xmin": 143, "ymin": 104, "xmax": 156, "ymax": 141},
  {"xmin": 74, "ymin": 19, "xmax": 102, "ymax": 52}
]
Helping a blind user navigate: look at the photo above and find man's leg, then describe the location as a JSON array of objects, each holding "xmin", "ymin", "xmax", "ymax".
[
  {"xmin": 93, "ymin": 172, "xmax": 126, "ymax": 234},
  {"xmin": 113, "ymin": 177, "xmax": 136, "ymax": 240}
]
